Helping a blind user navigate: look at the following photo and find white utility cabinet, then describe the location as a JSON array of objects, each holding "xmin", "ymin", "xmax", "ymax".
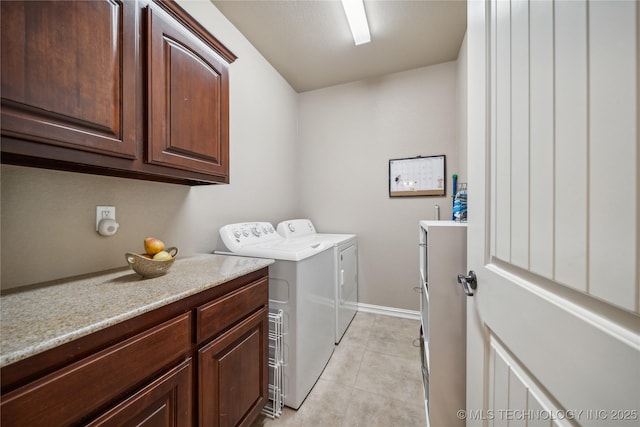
[{"xmin": 419, "ymin": 220, "xmax": 467, "ymax": 427}]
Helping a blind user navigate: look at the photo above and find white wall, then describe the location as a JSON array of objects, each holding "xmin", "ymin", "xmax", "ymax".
[
  {"xmin": 298, "ymin": 63, "xmax": 459, "ymax": 311},
  {"xmin": 0, "ymin": 0, "xmax": 300, "ymax": 289}
]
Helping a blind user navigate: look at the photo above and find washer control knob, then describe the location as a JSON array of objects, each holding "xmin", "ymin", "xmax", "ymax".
[
  {"xmin": 288, "ymin": 223, "xmax": 295, "ymax": 233},
  {"xmin": 251, "ymin": 227, "xmax": 261, "ymax": 237},
  {"xmin": 233, "ymin": 230, "xmax": 242, "ymax": 238},
  {"xmin": 242, "ymin": 229, "xmax": 250, "ymax": 237}
]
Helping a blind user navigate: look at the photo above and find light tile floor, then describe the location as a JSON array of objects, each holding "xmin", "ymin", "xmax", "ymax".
[{"xmin": 251, "ymin": 312, "xmax": 426, "ymax": 427}]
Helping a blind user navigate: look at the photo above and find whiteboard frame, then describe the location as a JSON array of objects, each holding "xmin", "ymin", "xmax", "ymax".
[{"xmin": 388, "ymin": 155, "xmax": 446, "ymax": 197}]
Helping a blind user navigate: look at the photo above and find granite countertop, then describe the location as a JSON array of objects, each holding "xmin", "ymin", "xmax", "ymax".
[{"xmin": 0, "ymin": 254, "xmax": 274, "ymax": 368}]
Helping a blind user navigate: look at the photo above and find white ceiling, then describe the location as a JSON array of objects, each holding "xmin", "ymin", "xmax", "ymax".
[{"xmin": 211, "ymin": 0, "xmax": 467, "ymax": 93}]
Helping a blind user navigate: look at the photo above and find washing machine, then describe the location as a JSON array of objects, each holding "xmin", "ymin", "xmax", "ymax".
[
  {"xmin": 276, "ymin": 219, "xmax": 358, "ymax": 344},
  {"xmin": 216, "ymin": 222, "xmax": 335, "ymax": 409}
]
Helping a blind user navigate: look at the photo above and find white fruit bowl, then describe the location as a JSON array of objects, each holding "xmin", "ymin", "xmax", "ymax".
[{"xmin": 125, "ymin": 247, "xmax": 178, "ymax": 278}]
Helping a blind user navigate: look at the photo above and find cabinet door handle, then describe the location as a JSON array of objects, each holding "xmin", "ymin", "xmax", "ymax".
[{"xmin": 457, "ymin": 270, "xmax": 477, "ymax": 297}]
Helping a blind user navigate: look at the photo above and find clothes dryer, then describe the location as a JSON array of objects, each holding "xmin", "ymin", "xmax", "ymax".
[{"xmin": 276, "ymin": 219, "xmax": 358, "ymax": 343}]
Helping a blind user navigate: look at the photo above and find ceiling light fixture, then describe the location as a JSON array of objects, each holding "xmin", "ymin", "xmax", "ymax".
[{"xmin": 341, "ymin": 0, "xmax": 371, "ymax": 46}]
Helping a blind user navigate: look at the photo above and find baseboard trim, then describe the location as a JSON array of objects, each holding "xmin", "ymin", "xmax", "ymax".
[{"xmin": 357, "ymin": 302, "xmax": 420, "ymax": 321}]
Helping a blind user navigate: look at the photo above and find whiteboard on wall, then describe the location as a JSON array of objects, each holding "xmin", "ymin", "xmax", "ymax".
[{"xmin": 389, "ymin": 155, "xmax": 446, "ymax": 197}]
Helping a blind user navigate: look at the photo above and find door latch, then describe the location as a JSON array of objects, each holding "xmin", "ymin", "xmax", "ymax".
[{"xmin": 457, "ymin": 270, "xmax": 477, "ymax": 297}]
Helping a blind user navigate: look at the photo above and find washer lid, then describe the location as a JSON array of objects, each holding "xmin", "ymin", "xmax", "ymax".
[{"xmin": 225, "ymin": 241, "xmax": 329, "ymax": 261}]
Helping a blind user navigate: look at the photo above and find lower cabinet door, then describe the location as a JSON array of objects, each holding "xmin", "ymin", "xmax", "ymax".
[
  {"xmin": 198, "ymin": 308, "xmax": 268, "ymax": 427},
  {"xmin": 87, "ymin": 359, "xmax": 192, "ymax": 427}
]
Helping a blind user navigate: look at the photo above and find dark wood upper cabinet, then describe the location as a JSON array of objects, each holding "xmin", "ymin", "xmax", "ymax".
[
  {"xmin": 147, "ymin": 5, "xmax": 229, "ymax": 177},
  {"xmin": 0, "ymin": 0, "xmax": 236, "ymax": 185},
  {"xmin": 0, "ymin": 0, "xmax": 137, "ymax": 159}
]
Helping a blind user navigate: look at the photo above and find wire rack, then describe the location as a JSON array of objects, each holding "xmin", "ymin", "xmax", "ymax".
[{"xmin": 262, "ymin": 309, "xmax": 285, "ymax": 418}]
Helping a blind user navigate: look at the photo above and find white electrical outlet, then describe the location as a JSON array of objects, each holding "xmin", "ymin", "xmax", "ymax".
[{"xmin": 96, "ymin": 206, "xmax": 116, "ymax": 231}]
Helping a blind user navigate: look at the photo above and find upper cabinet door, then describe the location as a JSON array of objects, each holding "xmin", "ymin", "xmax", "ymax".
[
  {"xmin": 0, "ymin": 0, "xmax": 137, "ymax": 159},
  {"xmin": 146, "ymin": 5, "xmax": 230, "ymax": 180}
]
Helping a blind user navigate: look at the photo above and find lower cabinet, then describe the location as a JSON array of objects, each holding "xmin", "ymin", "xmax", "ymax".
[
  {"xmin": 0, "ymin": 269, "xmax": 269, "ymax": 427},
  {"xmin": 199, "ymin": 308, "xmax": 268, "ymax": 427}
]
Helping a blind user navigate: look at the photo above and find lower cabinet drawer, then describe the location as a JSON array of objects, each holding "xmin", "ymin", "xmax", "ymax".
[
  {"xmin": 196, "ymin": 277, "xmax": 268, "ymax": 344},
  {"xmin": 86, "ymin": 358, "xmax": 193, "ymax": 427},
  {"xmin": 0, "ymin": 312, "xmax": 192, "ymax": 426}
]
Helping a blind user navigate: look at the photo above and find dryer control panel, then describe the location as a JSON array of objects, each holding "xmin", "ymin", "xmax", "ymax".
[{"xmin": 276, "ymin": 219, "xmax": 316, "ymax": 238}]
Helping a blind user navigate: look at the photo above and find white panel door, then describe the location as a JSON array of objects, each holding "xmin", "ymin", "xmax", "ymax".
[{"xmin": 466, "ymin": 1, "xmax": 639, "ymax": 426}]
